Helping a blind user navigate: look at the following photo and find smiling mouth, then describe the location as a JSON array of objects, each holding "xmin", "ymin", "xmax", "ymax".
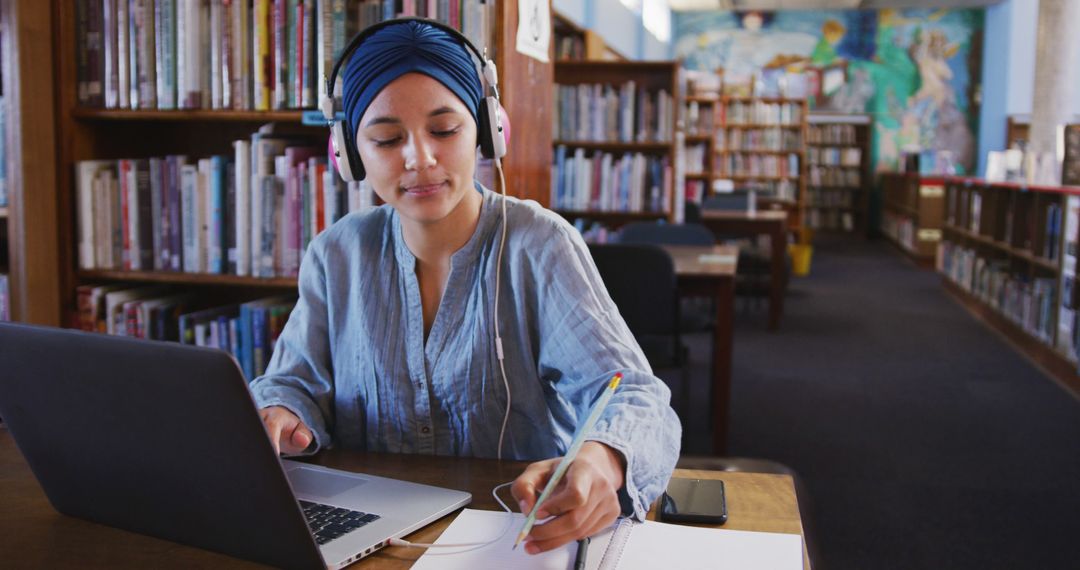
[{"xmin": 402, "ymin": 181, "xmax": 446, "ymax": 197}]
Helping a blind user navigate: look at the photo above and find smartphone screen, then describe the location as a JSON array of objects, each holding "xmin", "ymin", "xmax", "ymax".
[{"xmin": 661, "ymin": 478, "xmax": 727, "ymax": 524}]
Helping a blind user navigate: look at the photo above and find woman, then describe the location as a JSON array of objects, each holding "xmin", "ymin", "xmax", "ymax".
[{"xmin": 252, "ymin": 20, "xmax": 680, "ymax": 554}]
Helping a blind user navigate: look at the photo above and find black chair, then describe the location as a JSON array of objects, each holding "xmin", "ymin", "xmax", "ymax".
[
  {"xmin": 700, "ymin": 195, "xmax": 776, "ymax": 309},
  {"xmin": 615, "ymin": 221, "xmax": 716, "ymax": 332},
  {"xmin": 587, "ymin": 243, "xmax": 691, "ymax": 413}
]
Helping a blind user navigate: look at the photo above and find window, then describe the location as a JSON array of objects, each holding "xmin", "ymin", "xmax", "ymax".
[{"xmin": 643, "ymin": 0, "xmax": 671, "ymax": 43}]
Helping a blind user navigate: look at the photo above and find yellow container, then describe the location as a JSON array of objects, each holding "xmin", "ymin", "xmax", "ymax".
[{"xmin": 789, "ymin": 244, "xmax": 813, "ymax": 277}]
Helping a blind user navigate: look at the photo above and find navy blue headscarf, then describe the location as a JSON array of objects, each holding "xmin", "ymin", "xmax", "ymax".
[{"xmin": 342, "ymin": 21, "xmax": 484, "ymax": 135}]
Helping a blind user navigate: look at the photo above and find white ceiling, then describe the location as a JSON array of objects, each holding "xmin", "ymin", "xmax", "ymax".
[{"xmin": 668, "ymin": 0, "xmax": 1003, "ymax": 10}]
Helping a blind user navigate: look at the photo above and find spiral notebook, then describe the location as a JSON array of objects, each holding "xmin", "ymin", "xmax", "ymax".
[{"xmin": 411, "ymin": 509, "xmax": 803, "ymax": 570}]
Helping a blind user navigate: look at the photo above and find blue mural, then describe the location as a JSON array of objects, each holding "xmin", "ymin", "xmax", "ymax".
[{"xmin": 674, "ymin": 9, "xmax": 985, "ymax": 174}]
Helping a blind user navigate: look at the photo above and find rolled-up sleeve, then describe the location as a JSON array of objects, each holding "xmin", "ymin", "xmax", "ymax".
[
  {"xmin": 534, "ymin": 224, "xmax": 682, "ymax": 521},
  {"xmin": 250, "ymin": 240, "xmax": 335, "ymax": 453}
]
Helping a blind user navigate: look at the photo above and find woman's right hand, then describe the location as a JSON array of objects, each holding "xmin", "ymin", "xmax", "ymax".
[{"xmin": 259, "ymin": 406, "xmax": 314, "ymax": 455}]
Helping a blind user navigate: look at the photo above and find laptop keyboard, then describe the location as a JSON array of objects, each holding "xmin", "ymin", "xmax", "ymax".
[{"xmin": 299, "ymin": 500, "xmax": 381, "ymax": 545}]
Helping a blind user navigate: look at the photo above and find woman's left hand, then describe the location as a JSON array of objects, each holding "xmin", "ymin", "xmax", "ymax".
[{"xmin": 510, "ymin": 441, "xmax": 626, "ymax": 554}]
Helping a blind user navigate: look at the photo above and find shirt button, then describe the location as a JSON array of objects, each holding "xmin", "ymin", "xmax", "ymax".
[{"xmin": 421, "ymin": 426, "xmax": 431, "ymax": 434}]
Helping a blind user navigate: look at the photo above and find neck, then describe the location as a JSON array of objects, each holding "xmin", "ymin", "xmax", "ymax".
[{"xmin": 400, "ymin": 187, "xmax": 484, "ymax": 266}]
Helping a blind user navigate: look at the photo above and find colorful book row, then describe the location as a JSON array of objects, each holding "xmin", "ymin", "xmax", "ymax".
[
  {"xmin": 76, "ymin": 125, "xmax": 376, "ymax": 278},
  {"xmin": 553, "ymin": 82, "xmax": 675, "ymax": 145},
  {"xmin": 551, "ymin": 146, "xmax": 672, "ymax": 214},
  {"xmin": 76, "ymin": 0, "xmax": 492, "ymax": 111},
  {"xmin": 75, "ymin": 284, "xmax": 296, "ymax": 381}
]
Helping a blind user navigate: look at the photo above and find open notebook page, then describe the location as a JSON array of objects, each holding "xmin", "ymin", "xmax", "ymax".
[{"xmin": 411, "ymin": 509, "xmax": 802, "ymax": 570}]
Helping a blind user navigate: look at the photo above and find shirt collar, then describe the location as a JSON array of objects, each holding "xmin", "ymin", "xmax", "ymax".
[{"xmin": 391, "ymin": 183, "xmax": 500, "ymax": 272}]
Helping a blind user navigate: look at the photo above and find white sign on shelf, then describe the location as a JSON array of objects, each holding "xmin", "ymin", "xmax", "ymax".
[{"xmin": 515, "ymin": 0, "xmax": 550, "ymax": 63}]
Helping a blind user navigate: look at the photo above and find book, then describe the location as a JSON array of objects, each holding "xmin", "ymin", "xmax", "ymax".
[{"xmin": 411, "ymin": 509, "xmax": 803, "ymax": 570}]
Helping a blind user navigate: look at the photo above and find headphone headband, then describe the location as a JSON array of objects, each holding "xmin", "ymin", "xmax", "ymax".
[
  {"xmin": 322, "ymin": 17, "xmax": 506, "ymax": 182},
  {"xmin": 322, "ymin": 17, "xmax": 490, "ymax": 120}
]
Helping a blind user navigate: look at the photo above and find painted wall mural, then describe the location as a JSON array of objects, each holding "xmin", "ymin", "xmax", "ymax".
[{"xmin": 674, "ymin": 9, "xmax": 984, "ymax": 174}]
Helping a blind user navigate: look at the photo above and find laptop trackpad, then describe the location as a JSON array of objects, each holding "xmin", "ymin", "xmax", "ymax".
[{"xmin": 288, "ymin": 466, "xmax": 367, "ymax": 500}]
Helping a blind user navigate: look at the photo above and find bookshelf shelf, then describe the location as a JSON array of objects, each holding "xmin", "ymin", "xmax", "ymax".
[
  {"xmin": 78, "ymin": 270, "xmax": 298, "ymax": 289},
  {"xmin": 940, "ymin": 178, "xmax": 1080, "ymax": 393},
  {"xmin": 805, "ymin": 114, "xmax": 871, "ymax": 235},
  {"xmin": 47, "ymin": 0, "xmax": 554, "ymax": 346},
  {"xmin": 71, "ymin": 108, "xmax": 308, "ymax": 122},
  {"xmin": 551, "ymin": 140, "xmax": 672, "ymax": 153},
  {"xmin": 723, "ymin": 123, "xmax": 803, "ymax": 130},
  {"xmin": 720, "ymin": 149, "xmax": 804, "ymax": 156},
  {"xmin": 551, "ymin": 61, "xmax": 679, "ymax": 223},
  {"xmin": 685, "ymin": 95, "xmax": 720, "ymax": 104},
  {"xmin": 880, "ymin": 173, "xmax": 944, "ymax": 265},
  {"xmin": 554, "ymin": 210, "xmax": 667, "ymax": 223},
  {"xmin": 685, "ymin": 135, "xmax": 711, "ymax": 144}
]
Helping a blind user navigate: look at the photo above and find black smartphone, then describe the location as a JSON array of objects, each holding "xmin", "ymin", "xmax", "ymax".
[{"xmin": 659, "ymin": 478, "xmax": 727, "ymax": 524}]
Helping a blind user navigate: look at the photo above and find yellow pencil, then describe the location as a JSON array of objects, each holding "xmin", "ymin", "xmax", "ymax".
[{"xmin": 513, "ymin": 372, "xmax": 623, "ymax": 549}]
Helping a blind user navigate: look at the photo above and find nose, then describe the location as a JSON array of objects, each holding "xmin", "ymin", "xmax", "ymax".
[{"xmin": 403, "ymin": 133, "xmax": 437, "ymax": 172}]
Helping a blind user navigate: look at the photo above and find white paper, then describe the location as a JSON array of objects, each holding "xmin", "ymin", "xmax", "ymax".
[
  {"xmin": 515, "ymin": 0, "xmax": 550, "ymax": 63},
  {"xmin": 411, "ymin": 509, "xmax": 803, "ymax": 570},
  {"xmin": 411, "ymin": 509, "xmax": 616, "ymax": 570},
  {"xmin": 698, "ymin": 254, "xmax": 738, "ymax": 265},
  {"xmin": 606, "ymin": 519, "xmax": 803, "ymax": 570}
]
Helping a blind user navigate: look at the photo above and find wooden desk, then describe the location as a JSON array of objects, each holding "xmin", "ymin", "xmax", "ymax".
[
  {"xmin": 662, "ymin": 244, "xmax": 738, "ymax": 455},
  {"xmin": 0, "ymin": 430, "xmax": 808, "ymax": 569},
  {"xmin": 699, "ymin": 210, "xmax": 789, "ymax": 330}
]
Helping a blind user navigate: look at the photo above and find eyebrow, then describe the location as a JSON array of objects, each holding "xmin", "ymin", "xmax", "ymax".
[{"xmin": 364, "ymin": 106, "xmax": 461, "ymax": 128}]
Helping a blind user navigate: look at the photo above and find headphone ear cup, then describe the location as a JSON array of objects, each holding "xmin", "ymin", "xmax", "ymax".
[
  {"xmin": 477, "ymin": 96, "xmax": 507, "ymax": 160},
  {"xmin": 330, "ymin": 122, "xmax": 356, "ymax": 182},
  {"xmin": 342, "ymin": 123, "xmax": 366, "ymax": 181}
]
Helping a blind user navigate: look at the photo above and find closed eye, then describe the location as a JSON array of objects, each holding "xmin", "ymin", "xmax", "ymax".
[
  {"xmin": 432, "ymin": 127, "xmax": 460, "ymax": 138},
  {"xmin": 372, "ymin": 137, "xmax": 401, "ymax": 148}
]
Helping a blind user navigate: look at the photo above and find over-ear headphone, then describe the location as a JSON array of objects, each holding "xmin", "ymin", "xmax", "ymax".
[{"xmin": 321, "ymin": 17, "xmax": 508, "ymax": 182}]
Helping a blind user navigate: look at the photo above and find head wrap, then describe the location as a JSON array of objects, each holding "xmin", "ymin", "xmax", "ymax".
[{"xmin": 342, "ymin": 20, "xmax": 484, "ymax": 136}]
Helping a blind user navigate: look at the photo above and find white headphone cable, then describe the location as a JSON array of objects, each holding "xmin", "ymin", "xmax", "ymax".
[
  {"xmin": 387, "ymin": 481, "xmax": 517, "ymax": 549},
  {"xmin": 492, "ymin": 157, "xmax": 511, "ymax": 462}
]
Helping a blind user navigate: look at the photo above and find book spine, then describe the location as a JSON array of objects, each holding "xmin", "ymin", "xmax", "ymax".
[
  {"xmin": 76, "ymin": 162, "xmax": 101, "ymax": 270},
  {"xmin": 197, "ymin": 159, "xmax": 210, "ymax": 273},
  {"xmin": 155, "ymin": 0, "xmax": 175, "ymax": 109},
  {"xmin": 200, "ymin": 0, "xmax": 211, "ymax": 108},
  {"xmin": 224, "ymin": 160, "xmax": 237, "ymax": 275},
  {"xmin": 254, "ymin": 0, "xmax": 270, "ymax": 110},
  {"xmin": 149, "ymin": 158, "xmax": 163, "ymax": 270},
  {"xmin": 221, "ymin": 0, "xmax": 233, "ymax": 109},
  {"xmin": 117, "ymin": 0, "xmax": 130, "ymax": 108},
  {"xmin": 252, "ymin": 306, "xmax": 266, "ymax": 376},
  {"xmin": 301, "ymin": 0, "xmax": 313, "ymax": 107},
  {"xmin": 76, "ymin": 0, "xmax": 90, "ymax": 104},
  {"xmin": 286, "ymin": 0, "xmax": 297, "ymax": 109},
  {"xmin": 103, "ymin": 0, "xmax": 118, "ymax": 108},
  {"xmin": 210, "ymin": 0, "xmax": 223, "ymax": 109},
  {"xmin": 273, "ymin": 0, "xmax": 286, "ymax": 110},
  {"xmin": 136, "ymin": 160, "xmax": 154, "ymax": 270},
  {"xmin": 137, "ymin": 0, "xmax": 157, "ymax": 109},
  {"xmin": 181, "ymin": 164, "xmax": 197, "ymax": 272},
  {"xmin": 118, "ymin": 160, "xmax": 132, "ymax": 270},
  {"xmin": 234, "ymin": 140, "xmax": 251, "ymax": 276},
  {"xmin": 208, "ymin": 156, "xmax": 225, "ymax": 274}
]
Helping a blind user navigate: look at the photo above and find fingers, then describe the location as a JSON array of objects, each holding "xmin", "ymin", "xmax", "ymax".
[
  {"xmin": 259, "ymin": 406, "xmax": 312, "ymax": 455},
  {"xmin": 510, "ymin": 459, "xmax": 558, "ymax": 513},
  {"xmin": 525, "ymin": 500, "xmax": 617, "ymax": 554}
]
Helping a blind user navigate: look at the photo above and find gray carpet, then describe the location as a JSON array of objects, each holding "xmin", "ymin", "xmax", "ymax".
[{"xmin": 666, "ymin": 236, "xmax": 1080, "ymax": 570}]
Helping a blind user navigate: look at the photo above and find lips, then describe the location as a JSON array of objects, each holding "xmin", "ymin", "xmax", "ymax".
[{"xmin": 402, "ymin": 181, "xmax": 447, "ymax": 197}]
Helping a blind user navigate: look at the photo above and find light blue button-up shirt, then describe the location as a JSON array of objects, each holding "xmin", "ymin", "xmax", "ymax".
[{"xmin": 251, "ymin": 187, "xmax": 681, "ymax": 520}]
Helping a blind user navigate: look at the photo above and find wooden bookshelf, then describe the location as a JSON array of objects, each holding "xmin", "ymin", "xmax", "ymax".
[
  {"xmin": 551, "ymin": 61, "xmax": 680, "ymax": 227},
  {"xmin": 880, "ymin": 173, "xmax": 944, "ymax": 266},
  {"xmin": 47, "ymin": 2, "xmax": 554, "ymax": 329},
  {"xmin": 713, "ymin": 96, "xmax": 808, "ymax": 230},
  {"xmin": 681, "ymin": 82, "xmax": 720, "ymax": 205},
  {"xmin": 939, "ymin": 177, "xmax": 1080, "ymax": 398},
  {"xmin": 805, "ymin": 113, "xmax": 872, "ymax": 235},
  {"xmin": 552, "ymin": 10, "xmax": 625, "ymax": 62}
]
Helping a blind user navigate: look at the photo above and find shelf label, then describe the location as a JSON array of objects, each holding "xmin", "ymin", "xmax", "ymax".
[
  {"xmin": 918, "ymin": 229, "xmax": 942, "ymax": 241},
  {"xmin": 920, "ymin": 184, "xmax": 945, "ymax": 198}
]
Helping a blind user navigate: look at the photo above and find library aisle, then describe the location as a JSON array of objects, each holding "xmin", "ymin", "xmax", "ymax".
[{"xmin": 669, "ymin": 236, "xmax": 1080, "ymax": 570}]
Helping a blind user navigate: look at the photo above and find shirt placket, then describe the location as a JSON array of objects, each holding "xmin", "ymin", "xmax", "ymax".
[{"xmin": 401, "ymin": 252, "xmax": 436, "ymax": 454}]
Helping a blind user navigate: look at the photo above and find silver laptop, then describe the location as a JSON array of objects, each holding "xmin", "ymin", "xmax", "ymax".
[{"xmin": 0, "ymin": 322, "xmax": 470, "ymax": 569}]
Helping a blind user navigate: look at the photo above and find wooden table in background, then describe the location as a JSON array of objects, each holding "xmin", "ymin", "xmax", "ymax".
[
  {"xmin": 699, "ymin": 210, "xmax": 789, "ymax": 331},
  {"xmin": 0, "ymin": 430, "xmax": 809, "ymax": 569},
  {"xmin": 661, "ymin": 244, "xmax": 738, "ymax": 455}
]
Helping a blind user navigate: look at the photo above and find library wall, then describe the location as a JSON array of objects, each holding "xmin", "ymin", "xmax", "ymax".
[
  {"xmin": 553, "ymin": 0, "xmax": 671, "ymax": 61},
  {"xmin": 673, "ymin": 9, "xmax": 984, "ymax": 176}
]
